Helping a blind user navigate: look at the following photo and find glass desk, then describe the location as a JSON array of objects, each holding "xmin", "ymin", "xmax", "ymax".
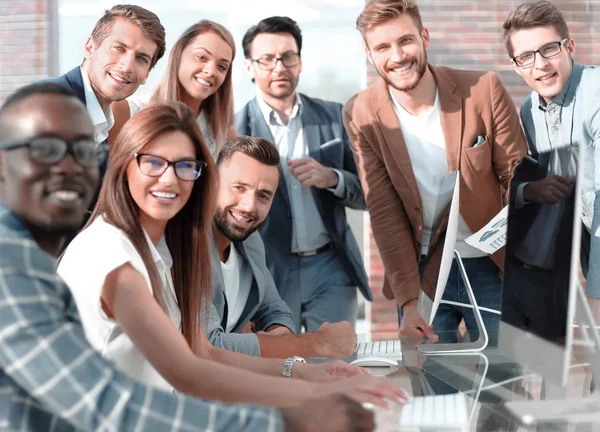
[{"xmin": 329, "ymin": 332, "xmax": 600, "ymax": 431}]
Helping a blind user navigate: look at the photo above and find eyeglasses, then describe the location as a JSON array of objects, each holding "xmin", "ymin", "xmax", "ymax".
[
  {"xmin": 512, "ymin": 39, "xmax": 568, "ymax": 67},
  {"xmin": 134, "ymin": 153, "xmax": 206, "ymax": 181},
  {"xmin": 0, "ymin": 136, "xmax": 104, "ymax": 167},
  {"xmin": 251, "ymin": 53, "xmax": 301, "ymax": 71}
]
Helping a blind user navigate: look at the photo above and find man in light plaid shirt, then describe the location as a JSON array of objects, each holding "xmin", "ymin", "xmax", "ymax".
[{"xmin": 0, "ymin": 82, "xmax": 374, "ymax": 432}]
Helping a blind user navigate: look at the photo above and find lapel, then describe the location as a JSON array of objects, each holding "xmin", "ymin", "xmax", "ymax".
[
  {"xmin": 372, "ymin": 79, "xmax": 422, "ymax": 209},
  {"xmin": 248, "ymin": 98, "xmax": 291, "ymax": 208},
  {"xmin": 211, "ymin": 232, "xmax": 229, "ymax": 326},
  {"xmin": 233, "ymin": 240, "xmax": 261, "ymax": 326},
  {"xmin": 299, "ymin": 94, "xmax": 322, "ymax": 162},
  {"xmin": 562, "ymin": 61, "xmax": 584, "ymax": 147},
  {"xmin": 65, "ymin": 67, "xmax": 87, "ymax": 106},
  {"xmin": 430, "ymin": 66, "xmax": 464, "ymax": 172}
]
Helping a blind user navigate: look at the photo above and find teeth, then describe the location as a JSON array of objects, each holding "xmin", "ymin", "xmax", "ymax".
[
  {"xmin": 393, "ymin": 63, "xmax": 412, "ymax": 72},
  {"xmin": 110, "ymin": 73, "xmax": 129, "ymax": 84},
  {"xmin": 196, "ymin": 78, "xmax": 213, "ymax": 87},
  {"xmin": 52, "ymin": 190, "xmax": 79, "ymax": 201},
  {"xmin": 151, "ymin": 191, "xmax": 176, "ymax": 199},
  {"xmin": 231, "ymin": 212, "xmax": 251, "ymax": 223}
]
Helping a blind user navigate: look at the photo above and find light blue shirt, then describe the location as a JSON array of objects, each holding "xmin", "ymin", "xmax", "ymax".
[{"xmin": 256, "ymin": 94, "xmax": 345, "ymax": 252}]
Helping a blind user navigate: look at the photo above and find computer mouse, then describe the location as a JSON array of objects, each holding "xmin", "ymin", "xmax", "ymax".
[{"xmin": 349, "ymin": 356, "xmax": 399, "ymax": 367}]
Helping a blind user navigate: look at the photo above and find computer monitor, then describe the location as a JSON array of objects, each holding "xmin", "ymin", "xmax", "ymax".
[{"xmin": 498, "ymin": 144, "xmax": 582, "ymax": 391}]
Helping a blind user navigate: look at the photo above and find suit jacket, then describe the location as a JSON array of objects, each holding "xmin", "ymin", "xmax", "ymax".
[
  {"xmin": 208, "ymin": 231, "xmax": 295, "ymax": 356},
  {"xmin": 343, "ymin": 65, "xmax": 527, "ymax": 307},
  {"xmin": 0, "ymin": 203, "xmax": 282, "ymax": 432},
  {"xmin": 44, "ymin": 66, "xmax": 87, "ymax": 105},
  {"xmin": 235, "ymin": 94, "xmax": 372, "ymax": 301},
  {"xmin": 43, "ymin": 67, "xmax": 108, "ymax": 240},
  {"xmin": 520, "ymin": 61, "xmax": 600, "ymax": 296}
]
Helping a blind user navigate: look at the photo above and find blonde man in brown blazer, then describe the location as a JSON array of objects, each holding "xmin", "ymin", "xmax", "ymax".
[{"xmin": 343, "ymin": 0, "xmax": 527, "ymax": 344}]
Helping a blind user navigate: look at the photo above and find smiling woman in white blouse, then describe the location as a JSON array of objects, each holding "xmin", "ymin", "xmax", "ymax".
[
  {"xmin": 109, "ymin": 20, "xmax": 237, "ymax": 160},
  {"xmin": 58, "ymin": 101, "xmax": 407, "ymax": 409}
]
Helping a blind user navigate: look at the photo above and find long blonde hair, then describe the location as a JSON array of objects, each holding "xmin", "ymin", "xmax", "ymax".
[
  {"xmin": 87, "ymin": 102, "xmax": 217, "ymax": 351},
  {"xmin": 151, "ymin": 20, "xmax": 236, "ymax": 155}
]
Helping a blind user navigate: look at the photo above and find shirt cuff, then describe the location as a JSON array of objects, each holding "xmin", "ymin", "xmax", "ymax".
[
  {"xmin": 327, "ymin": 169, "xmax": 345, "ymax": 197},
  {"xmin": 515, "ymin": 182, "xmax": 529, "ymax": 209}
]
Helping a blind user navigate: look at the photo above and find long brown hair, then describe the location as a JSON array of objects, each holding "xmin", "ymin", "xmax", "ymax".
[
  {"xmin": 151, "ymin": 20, "xmax": 236, "ymax": 154},
  {"xmin": 87, "ymin": 101, "xmax": 217, "ymax": 351}
]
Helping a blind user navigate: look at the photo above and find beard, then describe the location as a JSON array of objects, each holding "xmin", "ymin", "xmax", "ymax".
[
  {"xmin": 379, "ymin": 51, "xmax": 428, "ymax": 93},
  {"xmin": 214, "ymin": 206, "xmax": 262, "ymax": 243}
]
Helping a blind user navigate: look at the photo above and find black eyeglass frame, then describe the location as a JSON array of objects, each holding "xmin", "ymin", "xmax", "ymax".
[
  {"xmin": 250, "ymin": 52, "xmax": 301, "ymax": 71},
  {"xmin": 0, "ymin": 135, "xmax": 105, "ymax": 167},
  {"xmin": 512, "ymin": 39, "xmax": 568, "ymax": 67},
  {"xmin": 133, "ymin": 152, "xmax": 206, "ymax": 182}
]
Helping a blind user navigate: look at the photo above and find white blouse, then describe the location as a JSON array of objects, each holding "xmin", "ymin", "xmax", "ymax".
[
  {"xmin": 127, "ymin": 93, "xmax": 218, "ymax": 160},
  {"xmin": 57, "ymin": 216, "xmax": 180, "ymax": 392}
]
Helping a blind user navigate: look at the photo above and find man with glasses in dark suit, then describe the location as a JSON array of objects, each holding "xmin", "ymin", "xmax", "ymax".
[{"xmin": 235, "ymin": 16, "xmax": 371, "ymax": 333}]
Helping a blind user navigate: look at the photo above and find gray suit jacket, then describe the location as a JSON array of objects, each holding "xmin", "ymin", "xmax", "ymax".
[
  {"xmin": 235, "ymin": 94, "xmax": 372, "ymax": 302},
  {"xmin": 207, "ymin": 231, "xmax": 295, "ymax": 356},
  {"xmin": 520, "ymin": 61, "xmax": 600, "ymax": 296}
]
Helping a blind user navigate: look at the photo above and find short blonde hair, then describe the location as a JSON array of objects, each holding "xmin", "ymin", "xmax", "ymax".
[{"xmin": 357, "ymin": 0, "xmax": 423, "ymax": 38}]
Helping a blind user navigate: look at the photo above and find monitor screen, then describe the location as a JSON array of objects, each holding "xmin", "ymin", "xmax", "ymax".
[{"xmin": 499, "ymin": 145, "xmax": 583, "ymax": 387}]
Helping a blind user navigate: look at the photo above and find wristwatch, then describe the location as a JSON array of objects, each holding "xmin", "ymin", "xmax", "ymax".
[{"xmin": 282, "ymin": 355, "xmax": 306, "ymax": 378}]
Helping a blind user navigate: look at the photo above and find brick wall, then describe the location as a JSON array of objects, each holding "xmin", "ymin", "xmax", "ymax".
[
  {"xmin": 367, "ymin": 0, "xmax": 600, "ymax": 340},
  {"xmin": 0, "ymin": 0, "xmax": 54, "ymax": 103}
]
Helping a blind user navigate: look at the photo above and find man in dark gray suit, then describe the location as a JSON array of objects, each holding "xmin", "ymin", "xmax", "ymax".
[
  {"xmin": 208, "ymin": 136, "xmax": 357, "ymax": 358},
  {"xmin": 235, "ymin": 16, "xmax": 371, "ymax": 332}
]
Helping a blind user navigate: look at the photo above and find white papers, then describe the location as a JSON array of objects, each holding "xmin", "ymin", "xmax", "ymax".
[
  {"xmin": 427, "ymin": 173, "xmax": 461, "ymax": 326},
  {"xmin": 464, "ymin": 206, "xmax": 508, "ymax": 255}
]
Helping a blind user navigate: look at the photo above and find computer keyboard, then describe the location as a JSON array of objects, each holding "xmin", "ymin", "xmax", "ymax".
[
  {"xmin": 400, "ymin": 393, "xmax": 469, "ymax": 432},
  {"xmin": 355, "ymin": 340, "xmax": 402, "ymax": 359}
]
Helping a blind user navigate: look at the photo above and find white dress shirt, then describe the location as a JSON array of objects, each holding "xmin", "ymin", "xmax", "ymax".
[
  {"xmin": 57, "ymin": 216, "xmax": 180, "ymax": 392},
  {"xmin": 390, "ymin": 88, "xmax": 484, "ymax": 258},
  {"xmin": 80, "ymin": 67, "xmax": 114, "ymax": 146},
  {"xmin": 220, "ymin": 244, "xmax": 252, "ymax": 332},
  {"xmin": 256, "ymin": 93, "xmax": 344, "ymax": 253}
]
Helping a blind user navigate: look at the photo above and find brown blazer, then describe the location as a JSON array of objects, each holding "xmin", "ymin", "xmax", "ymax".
[{"xmin": 342, "ymin": 65, "xmax": 527, "ymax": 307}]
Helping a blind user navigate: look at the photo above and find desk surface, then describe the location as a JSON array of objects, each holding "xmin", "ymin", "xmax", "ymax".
[{"xmin": 347, "ymin": 333, "xmax": 599, "ymax": 431}]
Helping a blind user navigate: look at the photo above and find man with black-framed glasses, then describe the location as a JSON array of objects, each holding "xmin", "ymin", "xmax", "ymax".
[
  {"xmin": 235, "ymin": 16, "xmax": 371, "ymax": 333},
  {"xmin": 503, "ymin": 1, "xmax": 600, "ymax": 312}
]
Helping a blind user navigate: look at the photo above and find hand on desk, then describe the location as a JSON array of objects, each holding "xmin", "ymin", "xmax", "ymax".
[
  {"xmin": 313, "ymin": 373, "xmax": 410, "ymax": 409},
  {"xmin": 399, "ymin": 299, "xmax": 439, "ymax": 341},
  {"xmin": 282, "ymin": 394, "xmax": 375, "ymax": 432},
  {"xmin": 314, "ymin": 321, "xmax": 358, "ymax": 357}
]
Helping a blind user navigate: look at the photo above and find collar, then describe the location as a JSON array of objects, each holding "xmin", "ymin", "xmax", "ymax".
[
  {"xmin": 538, "ymin": 73, "xmax": 572, "ymax": 111},
  {"xmin": 256, "ymin": 92, "xmax": 303, "ymax": 126},
  {"xmin": 388, "ymin": 85, "xmax": 440, "ymax": 117},
  {"xmin": 80, "ymin": 66, "xmax": 115, "ymax": 134},
  {"xmin": 142, "ymin": 229, "xmax": 172, "ymax": 272}
]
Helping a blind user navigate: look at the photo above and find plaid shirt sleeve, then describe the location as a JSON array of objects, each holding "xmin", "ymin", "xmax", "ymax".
[{"xmin": 0, "ymin": 232, "xmax": 283, "ymax": 432}]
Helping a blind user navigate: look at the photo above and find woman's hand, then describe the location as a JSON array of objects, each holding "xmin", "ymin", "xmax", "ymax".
[
  {"xmin": 293, "ymin": 360, "xmax": 371, "ymax": 383},
  {"xmin": 313, "ymin": 375, "xmax": 410, "ymax": 409}
]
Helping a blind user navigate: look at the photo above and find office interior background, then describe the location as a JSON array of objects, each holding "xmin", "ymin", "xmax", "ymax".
[{"xmin": 0, "ymin": 0, "xmax": 599, "ymax": 339}]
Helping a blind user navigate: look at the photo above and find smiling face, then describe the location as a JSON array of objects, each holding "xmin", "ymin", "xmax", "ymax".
[
  {"xmin": 177, "ymin": 31, "xmax": 233, "ymax": 107},
  {"xmin": 83, "ymin": 19, "xmax": 157, "ymax": 108},
  {"xmin": 245, "ymin": 32, "xmax": 302, "ymax": 101},
  {"xmin": 126, "ymin": 130, "xmax": 197, "ymax": 235},
  {"xmin": 509, "ymin": 26, "xmax": 574, "ymax": 102},
  {"xmin": 0, "ymin": 94, "xmax": 98, "ymax": 236},
  {"xmin": 364, "ymin": 14, "xmax": 429, "ymax": 93},
  {"xmin": 214, "ymin": 151, "xmax": 279, "ymax": 242}
]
